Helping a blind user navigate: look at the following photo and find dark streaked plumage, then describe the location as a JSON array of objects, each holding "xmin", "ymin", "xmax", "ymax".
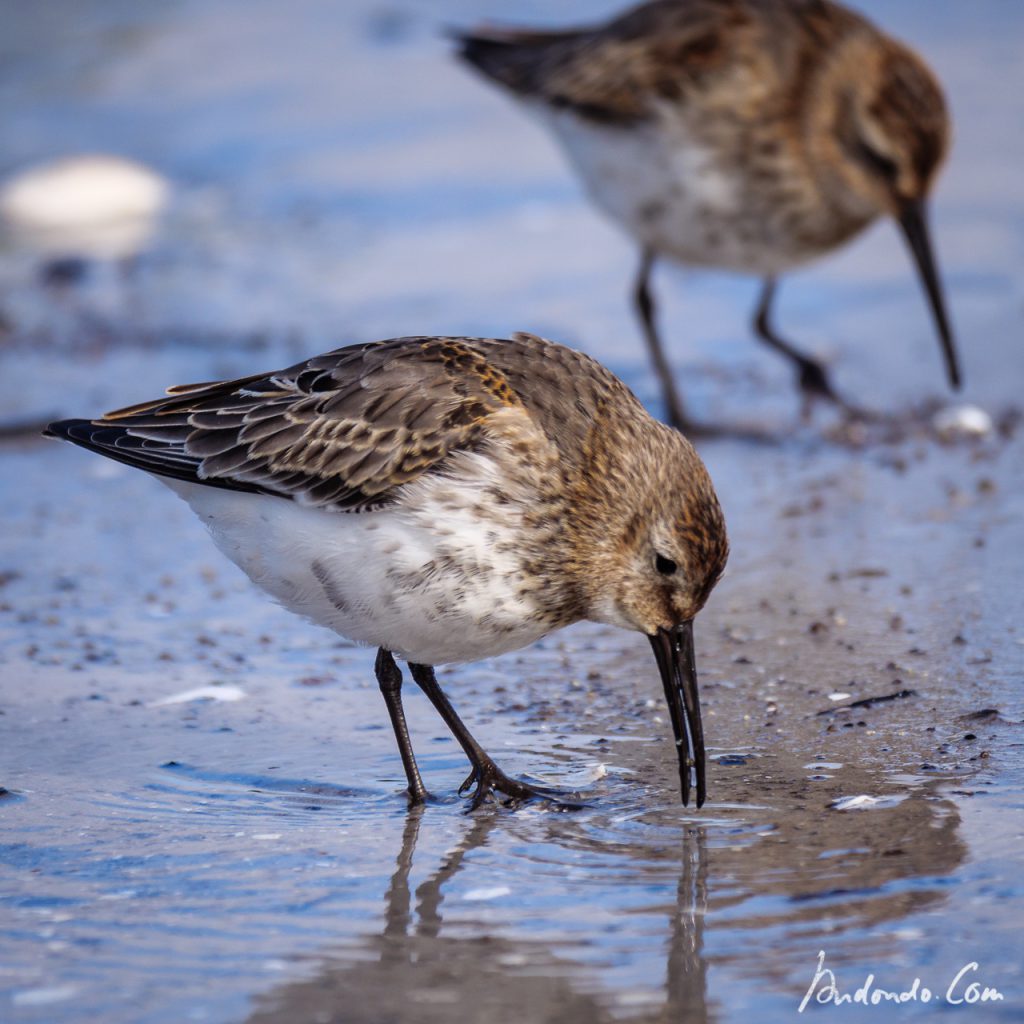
[
  {"xmin": 47, "ymin": 333, "xmax": 728, "ymax": 809},
  {"xmin": 457, "ymin": 0, "xmax": 959, "ymax": 429},
  {"xmin": 54, "ymin": 338, "xmax": 534, "ymax": 510}
]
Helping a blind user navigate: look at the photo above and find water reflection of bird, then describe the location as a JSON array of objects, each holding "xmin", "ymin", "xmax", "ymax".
[
  {"xmin": 239, "ymin": 757, "xmax": 965, "ymax": 1022},
  {"xmin": 664, "ymin": 827, "xmax": 709, "ymax": 1019},
  {"xmin": 0, "ymin": 154, "xmax": 169, "ymax": 285},
  {"xmin": 243, "ymin": 808, "xmax": 712, "ymax": 1023},
  {"xmin": 246, "ymin": 809, "xmax": 621, "ymax": 1023},
  {"xmin": 456, "ymin": 0, "xmax": 960, "ymax": 430},
  {"xmin": 46, "ymin": 333, "xmax": 728, "ymax": 808}
]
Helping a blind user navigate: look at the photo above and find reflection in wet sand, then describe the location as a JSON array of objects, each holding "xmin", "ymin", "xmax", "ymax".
[
  {"xmin": 246, "ymin": 808, "xmax": 618, "ymax": 1024},
  {"xmin": 664, "ymin": 827, "xmax": 709, "ymax": 1022},
  {"xmin": 247, "ymin": 772, "xmax": 963, "ymax": 1023}
]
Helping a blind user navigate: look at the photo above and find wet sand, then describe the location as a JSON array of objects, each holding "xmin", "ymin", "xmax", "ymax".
[{"xmin": 2, "ymin": 2, "xmax": 1023, "ymax": 1022}]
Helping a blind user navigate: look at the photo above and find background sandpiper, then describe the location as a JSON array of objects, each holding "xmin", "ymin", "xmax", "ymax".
[
  {"xmin": 456, "ymin": 0, "xmax": 960, "ymax": 429},
  {"xmin": 45, "ymin": 332, "xmax": 728, "ymax": 808}
]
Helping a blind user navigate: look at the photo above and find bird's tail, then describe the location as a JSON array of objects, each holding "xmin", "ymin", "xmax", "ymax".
[
  {"xmin": 451, "ymin": 25, "xmax": 576, "ymax": 96},
  {"xmin": 43, "ymin": 418, "xmax": 96, "ymax": 445},
  {"xmin": 43, "ymin": 417, "xmax": 207, "ymax": 485}
]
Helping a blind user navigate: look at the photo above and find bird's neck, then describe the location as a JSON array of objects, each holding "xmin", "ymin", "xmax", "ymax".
[{"xmin": 540, "ymin": 412, "xmax": 663, "ymax": 625}]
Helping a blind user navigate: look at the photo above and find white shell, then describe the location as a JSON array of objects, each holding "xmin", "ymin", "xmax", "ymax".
[
  {"xmin": 931, "ymin": 404, "xmax": 994, "ymax": 440},
  {"xmin": 831, "ymin": 794, "xmax": 907, "ymax": 811},
  {"xmin": 0, "ymin": 154, "xmax": 169, "ymax": 259}
]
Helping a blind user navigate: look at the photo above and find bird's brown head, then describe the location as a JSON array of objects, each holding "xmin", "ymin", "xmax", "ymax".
[
  {"xmin": 571, "ymin": 420, "xmax": 728, "ymax": 808},
  {"xmin": 811, "ymin": 30, "xmax": 960, "ymax": 388},
  {"xmin": 830, "ymin": 40, "xmax": 949, "ymax": 215},
  {"xmin": 592, "ymin": 470, "xmax": 727, "ymax": 637},
  {"xmin": 573, "ymin": 421, "xmax": 727, "ymax": 635}
]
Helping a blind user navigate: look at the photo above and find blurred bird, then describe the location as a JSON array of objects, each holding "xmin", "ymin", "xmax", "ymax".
[
  {"xmin": 46, "ymin": 333, "xmax": 728, "ymax": 809},
  {"xmin": 0, "ymin": 154, "xmax": 169, "ymax": 284},
  {"xmin": 456, "ymin": 0, "xmax": 959, "ymax": 430}
]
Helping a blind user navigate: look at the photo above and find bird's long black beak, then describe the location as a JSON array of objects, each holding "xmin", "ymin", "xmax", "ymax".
[
  {"xmin": 898, "ymin": 198, "xmax": 961, "ymax": 391},
  {"xmin": 648, "ymin": 621, "xmax": 706, "ymax": 808}
]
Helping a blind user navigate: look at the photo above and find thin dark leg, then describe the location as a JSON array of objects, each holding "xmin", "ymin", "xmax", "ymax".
[
  {"xmin": 375, "ymin": 648, "xmax": 430, "ymax": 804},
  {"xmin": 752, "ymin": 276, "xmax": 845, "ymax": 411},
  {"xmin": 408, "ymin": 662, "xmax": 569, "ymax": 810},
  {"xmin": 634, "ymin": 249, "xmax": 692, "ymax": 432}
]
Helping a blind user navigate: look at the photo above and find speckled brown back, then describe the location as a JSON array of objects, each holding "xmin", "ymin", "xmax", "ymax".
[{"xmin": 45, "ymin": 334, "xmax": 646, "ymax": 513}]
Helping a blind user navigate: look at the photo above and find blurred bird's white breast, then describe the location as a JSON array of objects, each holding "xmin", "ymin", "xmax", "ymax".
[{"xmin": 542, "ymin": 107, "xmax": 799, "ymax": 274}]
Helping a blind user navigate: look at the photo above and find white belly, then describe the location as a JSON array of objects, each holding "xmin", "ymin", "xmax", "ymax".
[
  {"xmin": 543, "ymin": 108, "xmax": 801, "ymax": 274},
  {"xmin": 162, "ymin": 469, "xmax": 551, "ymax": 666}
]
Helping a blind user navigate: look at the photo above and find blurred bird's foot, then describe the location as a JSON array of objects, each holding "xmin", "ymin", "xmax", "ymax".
[
  {"xmin": 672, "ymin": 413, "xmax": 781, "ymax": 445},
  {"xmin": 796, "ymin": 359, "xmax": 876, "ymax": 424},
  {"xmin": 797, "ymin": 357, "xmax": 840, "ymax": 403},
  {"xmin": 667, "ymin": 411, "xmax": 725, "ymax": 439}
]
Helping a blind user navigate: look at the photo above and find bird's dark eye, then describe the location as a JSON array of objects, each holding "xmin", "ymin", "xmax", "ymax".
[
  {"xmin": 856, "ymin": 140, "xmax": 899, "ymax": 181},
  {"xmin": 655, "ymin": 553, "xmax": 677, "ymax": 576}
]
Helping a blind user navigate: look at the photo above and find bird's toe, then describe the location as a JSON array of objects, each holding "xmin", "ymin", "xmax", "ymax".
[{"xmin": 459, "ymin": 760, "xmax": 584, "ymax": 812}]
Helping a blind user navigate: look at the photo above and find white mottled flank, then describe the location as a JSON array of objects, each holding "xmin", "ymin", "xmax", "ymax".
[
  {"xmin": 0, "ymin": 154, "xmax": 169, "ymax": 259},
  {"xmin": 163, "ymin": 450, "xmax": 548, "ymax": 666},
  {"xmin": 541, "ymin": 107, "xmax": 792, "ymax": 274}
]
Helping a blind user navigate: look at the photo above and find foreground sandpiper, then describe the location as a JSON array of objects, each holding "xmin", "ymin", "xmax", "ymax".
[
  {"xmin": 457, "ymin": 0, "xmax": 960, "ymax": 429},
  {"xmin": 46, "ymin": 333, "xmax": 728, "ymax": 808}
]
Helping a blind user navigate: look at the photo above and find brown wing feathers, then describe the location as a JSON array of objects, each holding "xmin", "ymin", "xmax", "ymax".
[
  {"xmin": 456, "ymin": 1, "xmax": 744, "ymax": 123},
  {"xmin": 45, "ymin": 337, "xmax": 520, "ymax": 513}
]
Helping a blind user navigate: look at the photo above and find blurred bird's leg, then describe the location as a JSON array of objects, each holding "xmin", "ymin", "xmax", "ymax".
[
  {"xmin": 376, "ymin": 648, "xmax": 431, "ymax": 804},
  {"xmin": 752, "ymin": 276, "xmax": 846, "ymax": 415},
  {"xmin": 633, "ymin": 249, "xmax": 693, "ymax": 432},
  {"xmin": 407, "ymin": 662, "xmax": 559, "ymax": 810}
]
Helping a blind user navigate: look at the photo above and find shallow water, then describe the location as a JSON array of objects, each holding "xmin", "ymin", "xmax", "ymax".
[{"xmin": 2, "ymin": 2, "xmax": 1024, "ymax": 1022}]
